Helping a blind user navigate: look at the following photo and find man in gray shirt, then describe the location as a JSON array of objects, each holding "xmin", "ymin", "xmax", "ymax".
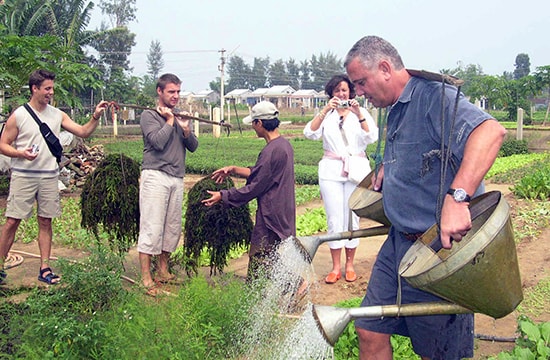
[{"xmin": 138, "ymin": 73, "xmax": 198, "ymax": 293}]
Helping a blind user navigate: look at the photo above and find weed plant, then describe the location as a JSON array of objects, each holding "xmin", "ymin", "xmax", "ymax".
[
  {"xmin": 295, "ymin": 185, "xmax": 320, "ymax": 205},
  {"xmin": 2, "ymin": 244, "xmax": 255, "ymax": 359},
  {"xmin": 10, "ymin": 246, "xmax": 127, "ymax": 359},
  {"xmin": 513, "ymin": 201, "xmax": 550, "ymax": 244},
  {"xmin": 499, "ymin": 138, "xmax": 529, "ymax": 157},
  {"xmin": 488, "ymin": 316, "xmax": 550, "ymax": 359},
  {"xmin": 0, "ymin": 300, "xmax": 26, "ymax": 357},
  {"xmin": 486, "ymin": 152, "xmax": 549, "ymax": 180},
  {"xmin": 512, "ymin": 157, "xmax": 550, "ymax": 200},
  {"xmin": 517, "ymin": 277, "xmax": 550, "ymax": 317},
  {"xmin": 296, "ymin": 207, "xmax": 327, "ymax": 236},
  {"xmin": 98, "ymin": 275, "xmax": 251, "ymax": 360}
]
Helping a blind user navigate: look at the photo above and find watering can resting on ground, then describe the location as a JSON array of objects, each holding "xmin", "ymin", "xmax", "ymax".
[{"xmin": 294, "ymin": 189, "xmax": 522, "ymax": 346}]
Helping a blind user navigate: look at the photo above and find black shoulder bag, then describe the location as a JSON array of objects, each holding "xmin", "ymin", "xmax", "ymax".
[{"xmin": 23, "ymin": 103, "xmax": 63, "ymax": 163}]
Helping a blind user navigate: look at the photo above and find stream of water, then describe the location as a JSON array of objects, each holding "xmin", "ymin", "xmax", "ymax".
[{"xmin": 234, "ymin": 236, "xmax": 334, "ymax": 359}]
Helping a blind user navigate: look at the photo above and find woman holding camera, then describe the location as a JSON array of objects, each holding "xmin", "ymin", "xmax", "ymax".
[{"xmin": 303, "ymin": 74, "xmax": 378, "ymax": 284}]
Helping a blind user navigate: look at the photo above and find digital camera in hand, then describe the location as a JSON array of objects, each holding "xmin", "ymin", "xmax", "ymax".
[{"xmin": 338, "ymin": 100, "xmax": 351, "ymax": 108}]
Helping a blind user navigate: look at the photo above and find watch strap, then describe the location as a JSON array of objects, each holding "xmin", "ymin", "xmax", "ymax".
[{"xmin": 447, "ymin": 188, "xmax": 471, "ymax": 202}]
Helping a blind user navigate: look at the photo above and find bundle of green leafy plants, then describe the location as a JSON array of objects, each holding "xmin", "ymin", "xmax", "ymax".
[
  {"xmin": 184, "ymin": 176, "xmax": 253, "ymax": 275},
  {"xmin": 80, "ymin": 153, "xmax": 140, "ymax": 255}
]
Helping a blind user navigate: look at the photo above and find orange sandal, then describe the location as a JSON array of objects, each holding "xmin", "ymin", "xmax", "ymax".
[
  {"xmin": 325, "ymin": 272, "xmax": 341, "ymax": 284},
  {"xmin": 345, "ymin": 271, "xmax": 357, "ymax": 282}
]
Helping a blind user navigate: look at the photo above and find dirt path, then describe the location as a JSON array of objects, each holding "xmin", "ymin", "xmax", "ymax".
[{"xmin": 2, "ymin": 180, "xmax": 549, "ymax": 359}]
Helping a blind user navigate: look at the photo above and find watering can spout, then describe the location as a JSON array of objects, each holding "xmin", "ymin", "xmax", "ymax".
[
  {"xmin": 312, "ymin": 305, "xmax": 351, "ymax": 347},
  {"xmin": 312, "ymin": 302, "xmax": 472, "ymax": 346},
  {"xmin": 290, "ymin": 226, "xmax": 390, "ymax": 263}
]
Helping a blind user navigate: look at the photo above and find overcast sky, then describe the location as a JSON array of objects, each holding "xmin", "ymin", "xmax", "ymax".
[{"xmin": 90, "ymin": 0, "xmax": 548, "ymax": 92}]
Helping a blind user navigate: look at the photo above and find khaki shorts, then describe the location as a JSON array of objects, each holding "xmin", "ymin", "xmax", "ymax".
[
  {"xmin": 6, "ymin": 174, "xmax": 61, "ymax": 219},
  {"xmin": 137, "ymin": 170, "xmax": 184, "ymax": 255}
]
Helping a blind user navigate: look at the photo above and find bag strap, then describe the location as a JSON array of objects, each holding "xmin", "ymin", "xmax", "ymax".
[
  {"xmin": 23, "ymin": 103, "xmax": 43, "ymax": 127},
  {"xmin": 23, "ymin": 103, "xmax": 62, "ymax": 162},
  {"xmin": 339, "ymin": 114, "xmax": 368, "ymax": 159},
  {"xmin": 338, "ymin": 115, "xmax": 351, "ymax": 151}
]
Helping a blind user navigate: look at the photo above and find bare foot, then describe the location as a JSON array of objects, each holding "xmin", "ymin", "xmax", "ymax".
[{"xmin": 154, "ymin": 272, "xmax": 176, "ymax": 283}]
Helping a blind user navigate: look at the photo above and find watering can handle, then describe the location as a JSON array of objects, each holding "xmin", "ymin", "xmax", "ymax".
[{"xmin": 429, "ymin": 191, "xmax": 501, "ymax": 253}]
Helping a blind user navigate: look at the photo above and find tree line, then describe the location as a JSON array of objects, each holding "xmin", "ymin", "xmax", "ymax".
[
  {"xmin": 0, "ymin": 0, "xmax": 149, "ymax": 114},
  {"xmin": 0, "ymin": 0, "xmax": 548, "ymax": 123},
  {"xmin": 220, "ymin": 53, "xmax": 550, "ymax": 122}
]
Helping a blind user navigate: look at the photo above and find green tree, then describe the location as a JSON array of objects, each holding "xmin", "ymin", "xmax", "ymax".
[
  {"xmin": 309, "ymin": 52, "xmax": 343, "ymax": 91},
  {"xmin": 0, "ymin": 0, "xmax": 100, "ymax": 49},
  {"xmin": 98, "ymin": 0, "xmax": 136, "ymax": 28},
  {"xmin": 0, "ymin": 0, "xmax": 48, "ymax": 35},
  {"xmin": 0, "ymin": 0, "xmax": 110, "ymax": 112},
  {"xmin": 534, "ymin": 65, "xmax": 550, "ymax": 125},
  {"xmin": 299, "ymin": 59, "xmax": 313, "ymax": 89},
  {"xmin": 146, "ymin": 39, "xmax": 164, "ymax": 80},
  {"xmin": 250, "ymin": 57, "xmax": 269, "ymax": 90},
  {"xmin": 269, "ymin": 59, "xmax": 289, "ymax": 86},
  {"xmin": 514, "ymin": 53, "xmax": 531, "ymax": 79},
  {"xmin": 138, "ymin": 74, "xmax": 157, "ymax": 106},
  {"xmin": 226, "ymin": 55, "xmax": 251, "ymax": 92},
  {"xmin": 93, "ymin": 0, "xmax": 137, "ymax": 103},
  {"xmin": 504, "ymin": 77, "xmax": 536, "ymax": 122},
  {"xmin": 0, "ymin": 31, "xmax": 101, "ymax": 110},
  {"xmin": 468, "ymin": 74, "xmax": 508, "ymax": 110},
  {"xmin": 285, "ymin": 58, "xmax": 300, "ymax": 90},
  {"xmin": 209, "ymin": 77, "xmax": 222, "ymax": 94},
  {"xmin": 441, "ymin": 61, "xmax": 484, "ymax": 97}
]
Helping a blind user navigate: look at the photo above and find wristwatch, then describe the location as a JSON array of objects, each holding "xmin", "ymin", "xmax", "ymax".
[{"xmin": 447, "ymin": 188, "xmax": 471, "ymax": 202}]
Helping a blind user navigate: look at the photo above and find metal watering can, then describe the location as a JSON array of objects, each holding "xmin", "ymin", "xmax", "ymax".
[
  {"xmin": 308, "ymin": 191, "xmax": 523, "ymax": 345},
  {"xmin": 348, "ymin": 170, "xmax": 390, "ymax": 226},
  {"xmin": 313, "ymin": 301, "xmax": 471, "ymax": 346},
  {"xmin": 289, "ymin": 172, "xmax": 391, "ymax": 262},
  {"xmin": 289, "ymin": 226, "xmax": 390, "ymax": 263}
]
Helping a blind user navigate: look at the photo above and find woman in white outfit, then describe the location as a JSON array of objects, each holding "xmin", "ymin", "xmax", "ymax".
[{"xmin": 303, "ymin": 74, "xmax": 378, "ymax": 284}]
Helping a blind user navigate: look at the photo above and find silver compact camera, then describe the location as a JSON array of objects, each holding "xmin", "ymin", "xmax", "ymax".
[
  {"xmin": 31, "ymin": 144, "xmax": 39, "ymax": 154},
  {"xmin": 338, "ymin": 100, "xmax": 351, "ymax": 108}
]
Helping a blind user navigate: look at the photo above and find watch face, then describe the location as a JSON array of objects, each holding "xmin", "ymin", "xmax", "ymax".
[{"xmin": 454, "ymin": 188, "xmax": 467, "ymax": 202}]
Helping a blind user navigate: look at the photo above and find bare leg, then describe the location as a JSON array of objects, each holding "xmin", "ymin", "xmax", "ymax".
[
  {"xmin": 0, "ymin": 217, "xmax": 21, "ymax": 268},
  {"xmin": 356, "ymin": 328, "xmax": 393, "ymax": 360},
  {"xmin": 37, "ymin": 216, "xmax": 53, "ymax": 269},
  {"xmin": 345, "ymin": 247, "xmax": 356, "ymax": 272},
  {"xmin": 156, "ymin": 251, "xmax": 174, "ymax": 280},
  {"xmin": 325, "ymin": 247, "xmax": 342, "ymax": 283},
  {"xmin": 139, "ymin": 252, "xmax": 155, "ymax": 288},
  {"xmin": 329, "ymin": 247, "xmax": 342, "ymax": 274},
  {"xmin": 37, "ymin": 216, "xmax": 59, "ymax": 283}
]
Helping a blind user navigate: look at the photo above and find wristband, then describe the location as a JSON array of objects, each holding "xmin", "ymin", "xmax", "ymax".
[{"xmin": 359, "ymin": 119, "xmax": 366, "ymax": 123}]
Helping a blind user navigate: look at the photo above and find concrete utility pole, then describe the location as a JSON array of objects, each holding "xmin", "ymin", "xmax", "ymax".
[{"xmin": 218, "ymin": 48, "xmax": 226, "ymax": 121}]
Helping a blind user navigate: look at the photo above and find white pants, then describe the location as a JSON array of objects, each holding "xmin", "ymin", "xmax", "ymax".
[
  {"xmin": 319, "ymin": 178, "xmax": 360, "ymax": 249},
  {"xmin": 137, "ymin": 169, "xmax": 184, "ymax": 255}
]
